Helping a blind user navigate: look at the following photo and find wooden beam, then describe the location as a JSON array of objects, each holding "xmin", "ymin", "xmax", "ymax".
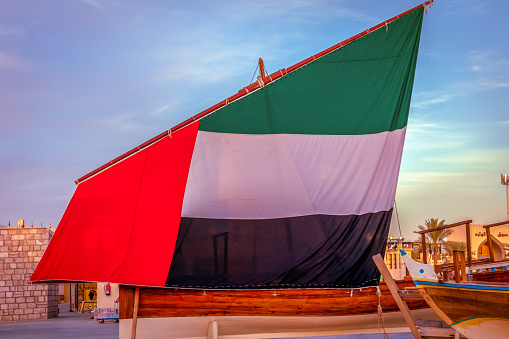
[
  {"xmin": 459, "ymin": 251, "xmax": 467, "ymax": 281},
  {"xmin": 453, "ymin": 251, "xmax": 460, "ymax": 283},
  {"xmin": 131, "ymin": 287, "xmax": 140, "ymax": 339},
  {"xmin": 372, "ymin": 254, "xmax": 422, "ymax": 339},
  {"xmin": 466, "ymin": 223, "xmax": 472, "ymax": 267},
  {"xmin": 415, "ymin": 220, "xmax": 473, "ymax": 234},
  {"xmin": 483, "ymin": 220, "xmax": 509, "ymax": 228},
  {"xmin": 486, "ymin": 227, "xmax": 495, "ymax": 262},
  {"xmin": 418, "ymin": 326, "xmax": 457, "ymax": 338},
  {"xmin": 421, "ymin": 233, "xmax": 427, "ymax": 264},
  {"xmin": 398, "ymin": 290, "xmax": 424, "ymax": 300}
]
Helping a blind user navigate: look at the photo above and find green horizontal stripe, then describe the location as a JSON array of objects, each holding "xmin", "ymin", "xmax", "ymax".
[{"xmin": 199, "ymin": 7, "xmax": 423, "ymax": 135}]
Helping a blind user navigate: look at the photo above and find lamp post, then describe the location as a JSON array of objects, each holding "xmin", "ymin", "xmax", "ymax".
[{"xmin": 502, "ymin": 173, "xmax": 509, "ymax": 221}]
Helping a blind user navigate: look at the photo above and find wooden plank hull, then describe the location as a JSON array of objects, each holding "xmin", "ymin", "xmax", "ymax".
[
  {"xmin": 401, "ymin": 247, "xmax": 509, "ymax": 339},
  {"xmin": 416, "ymin": 281, "xmax": 509, "ymax": 339},
  {"xmin": 472, "ymin": 269, "xmax": 509, "ymax": 283},
  {"xmin": 119, "ymin": 280, "xmax": 427, "ymax": 319}
]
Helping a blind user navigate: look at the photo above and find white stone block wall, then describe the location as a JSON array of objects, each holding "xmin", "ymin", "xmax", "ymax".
[{"xmin": 0, "ymin": 227, "xmax": 59, "ymax": 321}]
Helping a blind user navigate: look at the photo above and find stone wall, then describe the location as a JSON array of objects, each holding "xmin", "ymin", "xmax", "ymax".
[{"xmin": 0, "ymin": 227, "xmax": 59, "ymax": 321}]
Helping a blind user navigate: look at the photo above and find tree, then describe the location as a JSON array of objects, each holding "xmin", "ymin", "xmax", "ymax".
[
  {"xmin": 442, "ymin": 241, "xmax": 467, "ymax": 263},
  {"xmin": 418, "ymin": 218, "xmax": 453, "ymax": 266}
]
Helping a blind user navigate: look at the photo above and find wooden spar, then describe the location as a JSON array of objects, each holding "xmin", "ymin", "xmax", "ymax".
[
  {"xmin": 258, "ymin": 58, "xmax": 266, "ymax": 79},
  {"xmin": 131, "ymin": 287, "xmax": 140, "ymax": 339},
  {"xmin": 74, "ymin": 0, "xmax": 434, "ymax": 185},
  {"xmin": 372, "ymin": 254, "xmax": 422, "ymax": 339}
]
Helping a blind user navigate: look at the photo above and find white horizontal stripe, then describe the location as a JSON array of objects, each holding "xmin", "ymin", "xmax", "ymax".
[{"xmin": 181, "ymin": 127, "xmax": 406, "ymax": 219}]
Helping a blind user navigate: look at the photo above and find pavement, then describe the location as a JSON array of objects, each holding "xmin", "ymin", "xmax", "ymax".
[
  {"xmin": 0, "ymin": 303, "xmax": 439, "ymax": 339},
  {"xmin": 0, "ymin": 303, "xmax": 118, "ymax": 339}
]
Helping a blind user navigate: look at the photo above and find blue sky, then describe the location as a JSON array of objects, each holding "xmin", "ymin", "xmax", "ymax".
[{"xmin": 1, "ymin": 0, "xmax": 508, "ymax": 240}]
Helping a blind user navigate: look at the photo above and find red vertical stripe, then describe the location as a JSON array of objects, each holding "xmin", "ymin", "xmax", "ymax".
[{"xmin": 31, "ymin": 122, "xmax": 199, "ymax": 286}]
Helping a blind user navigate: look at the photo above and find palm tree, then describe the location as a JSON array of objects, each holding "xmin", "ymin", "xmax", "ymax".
[
  {"xmin": 418, "ymin": 218, "xmax": 453, "ymax": 266},
  {"xmin": 442, "ymin": 241, "xmax": 467, "ymax": 263}
]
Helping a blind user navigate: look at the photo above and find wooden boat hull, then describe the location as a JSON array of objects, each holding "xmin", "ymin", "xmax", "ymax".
[
  {"xmin": 415, "ymin": 280, "xmax": 509, "ymax": 339},
  {"xmin": 118, "ymin": 281, "xmax": 427, "ymax": 338},
  {"xmin": 401, "ymin": 249, "xmax": 509, "ymax": 339},
  {"xmin": 119, "ymin": 280, "xmax": 426, "ymax": 319},
  {"xmin": 472, "ymin": 269, "xmax": 509, "ymax": 283}
]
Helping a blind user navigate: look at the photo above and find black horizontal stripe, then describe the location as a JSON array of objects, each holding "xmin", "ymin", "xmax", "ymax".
[{"xmin": 166, "ymin": 210, "xmax": 392, "ymax": 289}]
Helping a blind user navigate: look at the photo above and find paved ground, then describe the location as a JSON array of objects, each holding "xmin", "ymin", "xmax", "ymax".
[
  {"xmin": 0, "ymin": 303, "xmax": 118, "ymax": 339},
  {"xmin": 0, "ymin": 304, "xmax": 435, "ymax": 339}
]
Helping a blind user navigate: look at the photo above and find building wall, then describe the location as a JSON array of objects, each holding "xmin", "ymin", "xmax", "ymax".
[
  {"xmin": 97, "ymin": 282, "xmax": 119, "ymax": 309},
  {"xmin": 448, "ymin": 224, "xmax": 509, "ymax": 261},
  {"xmin": 384, "ymin": 242, "xmax": 414, "ymax": 280},
  {"xmin": 0, "ymin": 227, "xmax": 59, "ymax": 321}
]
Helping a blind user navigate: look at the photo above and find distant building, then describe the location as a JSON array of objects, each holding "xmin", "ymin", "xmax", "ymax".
[
  {"xmin": 384, "ymin": 237, "xmax": 415, "ymax": 280},
  {"xmin": 447, "ymin": 224, "xmax": 509, "ymax": 261}
]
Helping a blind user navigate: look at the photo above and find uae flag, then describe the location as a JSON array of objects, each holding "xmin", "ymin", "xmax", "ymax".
[{"xmin": 32, "ymin": 6, "xmax": 424, "ymax": 288}]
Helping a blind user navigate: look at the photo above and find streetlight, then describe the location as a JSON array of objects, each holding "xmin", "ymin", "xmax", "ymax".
[{"xmin": 502, "ymin": 173, "xmax": 509, "ymax": 221}]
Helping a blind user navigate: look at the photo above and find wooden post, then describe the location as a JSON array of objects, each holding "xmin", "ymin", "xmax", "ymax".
[
  {"xmin": 465, "ymin": 223, "xmax": 472, "ymax": 267},
  {"xmin": 208, "ymin": 321, "xmax": 219, "ymax": 339},
  {"xmin": 459, "ymin": 251, "xmax": 467, "ymax": 281},
  {"xmin": 372, "ymin": 254, "xmax": 422, "ymax": 339},
  {"xmin": 453, "ymin": 250, "xmax": 460, "ymax": 283},
  {"xmin": 421, "ymin": 233, "xmax": 427, "ymax": 264},
  {"xmin": 131, "ymin": 287, "xmax": 140, "ymax": 339},
  {"xmin": 486, "ymin": 227, "xmax": 495, "ymax": 262}
]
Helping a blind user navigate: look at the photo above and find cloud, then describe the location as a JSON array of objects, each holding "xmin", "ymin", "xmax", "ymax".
[
  {"xmin": 148, "ymin": 101, "xmax": 181, "ymax": 117},
  {"xmin": 0, "ymin": 51, "xmax": 27, "ymax": 69},
  {"xmin": 411, "ymin": 92, "xmax": 461, "ymax": 109},
  {"xmin": 403, "ymin": 116, "xmax": 474, "ymax": 152},
  {"xmin": 229, "ymin": 0, "xmax": 374, "ymax": 23},
  {"xmin": 77, "ymin": 0, "xmax": 104, "ymax": 10},
  {"xmin": 0, "ymin": 25, "xmax": 23, "ymax": 36},
  {"xmin": 410, "ymin": 50, "xmax": 509, "ymax": 110}
]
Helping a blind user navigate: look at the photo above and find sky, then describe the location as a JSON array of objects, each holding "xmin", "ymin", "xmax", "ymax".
[{"xmin": 1, "ymin": 0, "xmax": 508, "ymax": 240}]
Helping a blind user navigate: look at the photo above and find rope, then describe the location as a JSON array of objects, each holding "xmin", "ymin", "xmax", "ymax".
[
  {"xmin": 395, "ymin": 201, "xmax": 402, "ymax": 237},
  {"xmin": 376, "ymin": 286, "xmax": 390, "ymax": 339},
  {"xmin": 250, "ymin": 63, "xmax": 259, "ymax": 84}
]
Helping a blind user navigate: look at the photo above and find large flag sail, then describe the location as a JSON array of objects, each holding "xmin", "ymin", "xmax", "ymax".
[{"xmin": 32, "ymin": 5, "xmax": 425, "ymax": 288}]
